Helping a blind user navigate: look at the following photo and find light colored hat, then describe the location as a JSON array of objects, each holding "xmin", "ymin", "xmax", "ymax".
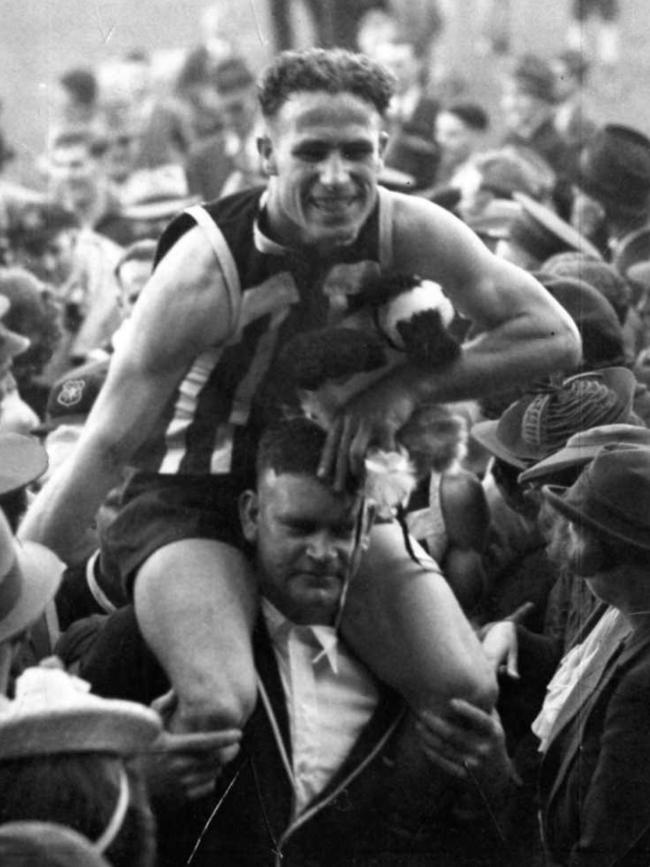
[
  {"xmin": 519, "ymin": 423, "xmax": 650, "ymax": 484},
  {"xmin": 0, "ymin": 821, "xmax": 111, "ymax": 866},
  {"xmin": 0, "ymin": 512, "xmax": 64, "ymax": 645},
  {"xmin": 0, "ymin": 667, "xmax": 161, "ymax": 759},
  {"xmin": 0, "ymin": 433, "xmax": 48, "ymax": 494},
  {"xmin": 121, "ymin": 164, "xmax": 200, "ymax": 222}
]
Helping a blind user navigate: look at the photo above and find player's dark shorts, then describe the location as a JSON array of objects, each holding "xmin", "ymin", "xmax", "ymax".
[
  {"xmin": 572, "ymin": 0, "xmax": 619, "ymax": 21},
  {"xmin": 101, "ymin": 472, "xmax": 250, "ymax": 595}
]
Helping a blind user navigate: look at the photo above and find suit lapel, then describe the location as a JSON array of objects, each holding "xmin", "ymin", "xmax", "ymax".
[{"xmin": 545, "ymin": 626, "xmax": 650, "ymax": 811}]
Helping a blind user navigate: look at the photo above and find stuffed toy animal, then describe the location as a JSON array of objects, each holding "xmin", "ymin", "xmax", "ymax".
[{"xmin": 270, "ymin": 272, "xmax": 462, "ymax": 523}]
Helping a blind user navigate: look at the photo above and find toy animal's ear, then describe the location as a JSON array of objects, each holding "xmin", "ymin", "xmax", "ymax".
[{"xmin": 257, "ymin": 136, "xmax": 277, "ymax": 176}]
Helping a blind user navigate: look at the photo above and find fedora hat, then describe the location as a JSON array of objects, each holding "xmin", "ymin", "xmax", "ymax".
[
  {"xmin": 470, "ymin": 367, "xmax": 636, "ymax": 468},
  {"xmin": 0, "ymin": 511, "xmax": 64, "ymax": 645},
  {"xmin": 576, "ymin": 124, "xmax": 650, "ymax": 216},
  {"xmin": 0, "ymin": 433, "xmax": 48, "ymax": 494},
  {"xmin": 0, "ymin": 666, "xmax": 161, "ymax": 759},
  {"xmin": 519, "ymin": 423, "xmax": 650, "ymax": 484},
  {"xmin": 121, "ymin": 164, "xmax": 200, "ymax": 222},
  {"xmin": 537, "ymin": 274, "xmax": 625, "ymax": 367},
  {"xmin": 543, "ymin": 443, "xmax": 650, "ymax": 551},
  {"xmin": 613, "ymin": 225, "xmax": 650, "ymax": 305},
  {"xmin": 510, "ymin": 193, "xmax": 603, "ymax": 263}
]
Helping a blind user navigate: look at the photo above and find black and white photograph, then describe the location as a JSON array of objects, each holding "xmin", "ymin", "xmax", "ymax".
[{"xmin": 0, "ymin": 1, "xmax": 650, "ymax": 864}]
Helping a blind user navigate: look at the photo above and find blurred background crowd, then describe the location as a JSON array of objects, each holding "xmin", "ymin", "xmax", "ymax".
[{"xmin": 1, "ymin": 1, "xmax": 650, "ymax": 865}]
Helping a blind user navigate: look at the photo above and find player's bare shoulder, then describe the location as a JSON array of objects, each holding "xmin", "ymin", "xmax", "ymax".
[
  {"xmin": 129, "ymin": 224, "xmax": 235, "ymax": 352},
  {"xmin": 388, "ymin": 190, "xmax": 489, "ymax": 283}
]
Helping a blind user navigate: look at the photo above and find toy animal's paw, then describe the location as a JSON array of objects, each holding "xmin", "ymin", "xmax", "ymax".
[{"xmin": 396, "ymin": 309, "xmax": 462, "ymax": 368}]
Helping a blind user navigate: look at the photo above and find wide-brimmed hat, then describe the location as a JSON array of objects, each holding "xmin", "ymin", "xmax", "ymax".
[
  {"xmin": 576, "ymin": 124, "xmax": 650, "ymax": 216},
  {"xmin": 471, "ymin": 367, "xmax": 636, "ymax": 468},
  {"xmin": 543, "ymin": 443, "xmax": 650, "ymax": 551},
  {"xmin": 0, "ymin": 433, "xmax": 48, "ymax": 494},
  {"xmin": 542, "ymin": 253, "xmax": 631, "ymax": 323},
  {"xmin": 0, "ymin": 821, "xmax": 111, "ymax": 866},
  {"xmin": 0, "ymin": 666, "xmax": 161, "ymax": 759},
  {"xmin": 509, "ymin": 192, "xmax": 603, "ymax": 263},
  {"xmin": 0, "ymin": 511, "xmax": 64, "ymax": 645},
  {"xmin": 519, "ymin": 422, "xmax": 650, "ymax": 484},
  {"xmin": 613, "ymin": 225, "xmax": 650, "ymax": 303},
  {"xmin": 537, "ymin": 274, "xmax": 625, "ymax": 367},
  {"xmin": 121, "ymin": 164, "xmax": 200, "ymax": 222}
]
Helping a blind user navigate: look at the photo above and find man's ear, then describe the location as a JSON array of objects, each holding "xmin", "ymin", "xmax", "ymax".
[
  {"xmin": 238, "ymin": 490, "xmax": 260, "ymax": 544},
  {"xmin": 257, "ymin": 135, "xmax": 277, "ymax": 176},
  {"xmin": 377, "ymin": 130, "xmax": 389, "ymax": 163},
  {"xmin": 358, "ymin": 501, "xmax": 376, "ymax": 552}
]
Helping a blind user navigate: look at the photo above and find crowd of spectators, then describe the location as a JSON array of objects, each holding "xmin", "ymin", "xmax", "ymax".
[{"xmin": 0, "ymin": 1, "xmax": 648, "ymax": 865}]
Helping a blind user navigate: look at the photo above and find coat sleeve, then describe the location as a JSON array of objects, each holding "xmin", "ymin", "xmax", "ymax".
[{"xmin": 568, "ymin": 659, "xmax": 650, "ymax": 866}]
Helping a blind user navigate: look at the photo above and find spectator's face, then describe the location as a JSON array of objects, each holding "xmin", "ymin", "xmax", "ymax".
[
  {"xmin": 101, "ymin": 131, "xmax": 137, "ymax": 185},
  {"xmin": 260, "ymin": 91, "xmax": 386, "ymax": 251},
  {"xmin": 240, "ymin": 471, "xmax": 368, "ymax": 625},
  {"xmin": 373, "ymin": 42, "xmax": 420, "ymax": 95},
  {"xmin": 48, "ymin": 143, "xmax": 97, "ymax": 204},
  {"xmin": 16, "ymin": 229, "xmax": 77, "ymax": 286},
  {"xmin": 570, "ymin": 188, "xmax": 606, "ymax": 239},
  {"xmin": 219, "ymin": 85, "xmax": 258, "ymax": 141},
  {"xmin": 116, "ymin": 258, "xmax": 152, "ymax": 318},
  {"xmin": 500, "ymin": 81, "xmax": 548, "ymax": 131},
  {"xmin": 435, "ymin": 112, "xmax": 479, "ymax": 168}
]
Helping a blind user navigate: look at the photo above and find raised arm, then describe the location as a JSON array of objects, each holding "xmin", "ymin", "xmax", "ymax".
[
  {"xmin": 20, "ymin": 226, "xmax": 234, "ymax": 561},
  {"xmin": 321, "ymin": 194, "xmax": 581, "ymax": 484}
]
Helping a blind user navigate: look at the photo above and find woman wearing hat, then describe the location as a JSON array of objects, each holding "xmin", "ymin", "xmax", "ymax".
[
  {"xmin": 419, "ymin": 444, "xmax": 650, "ymax": 865},
  {"xmin": 0, "ymin": 666, "xmax": 161, "ymax": 867}
]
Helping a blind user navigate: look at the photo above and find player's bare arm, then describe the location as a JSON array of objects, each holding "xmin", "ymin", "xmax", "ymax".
[{"xmin": 20, "ymin": 226, "xmax": 234, "ymax": 560}]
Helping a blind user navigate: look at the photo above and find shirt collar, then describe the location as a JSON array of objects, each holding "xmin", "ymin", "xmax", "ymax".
[{"xmin": 262, "ymin": 598, "xmax": 340, "ymax": 674}]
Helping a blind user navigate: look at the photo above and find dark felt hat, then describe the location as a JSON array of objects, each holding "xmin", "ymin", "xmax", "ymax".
[
  {"xmin": 542, "ymin": 253, "xmax": 631, "ymax": 323},
  {"xmin": 509, "ymin": 193, "xmax": 603, "ymax": 263},
  {"xmin": 613, "ymin": 225, "xmax": 650, "ymax": 301},
  {"xmin": 537, "ymin": 274, "xmax": 625, "ymax": 367},
  {"xmin": 576, "ymin": 124, "xmax": 650, "ymax": 216},
  {"xmin": 33, "ymin": 360, "xmax": 108, "ymax": 434},
  {"xmin": 471, "ymin": 367, "xmax": 636, "ymax": 469},
  {"xmin": 543, "ymin": 443, "xmax": 650, "ymax": 551},
  {"xmin": 510, "ymin": 54, "xmax": 557, "ymax": 104},
  {"xmin": 519, "ymin": 422, "xmax": 650, "ymax": 484},
  {"xmin": 6, "ymin": 201, "xmax": 78, "ymax": 249}
]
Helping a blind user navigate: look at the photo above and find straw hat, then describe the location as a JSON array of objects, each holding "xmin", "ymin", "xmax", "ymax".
[{"xmin": 0, "ymin": 667, "xmax": 161, "ymax": 759}]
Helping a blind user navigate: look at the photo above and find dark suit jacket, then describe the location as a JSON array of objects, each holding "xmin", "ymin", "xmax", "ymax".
[
  {"xmin": 79, "ymin": 606, "xmax": 506, "ymax": 867},
  {"xmin": 537, "ymin": 622, "xmax": 650, "ymax": 866}
]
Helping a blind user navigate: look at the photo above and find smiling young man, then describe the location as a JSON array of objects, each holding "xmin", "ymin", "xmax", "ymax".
[{"xmin": 22, "ymin": 48, "xmax": 580, "ymax": 741}]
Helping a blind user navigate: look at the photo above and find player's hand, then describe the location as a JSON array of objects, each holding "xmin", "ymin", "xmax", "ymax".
[
  {"xmin": 416, "ymin": 699, "xmax": 512, "ymax": 785},
  {"xmin": 145, "ymin": 691, "xmax": 242, "ymax": 803},
  {"xmin": 318, "ymin": 373, "xmax": 418, "ymax": 490},
  {"xmin": 479, "ymin": 613, "xmax": 526, "ymax": 679}
]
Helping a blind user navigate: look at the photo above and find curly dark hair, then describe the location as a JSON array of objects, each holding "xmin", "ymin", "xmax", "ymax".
[
  {"xmin": 258, "ymin": 48, "xmax": 396, "ymax": 119},
  {"xmin": 0, "ymin": 268, "xmax": 61, "ymax": 385}
]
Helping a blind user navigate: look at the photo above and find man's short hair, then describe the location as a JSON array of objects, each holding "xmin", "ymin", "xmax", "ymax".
[
  {"xmin": 59, "ymin": 68, "xmax": 97, "ymax": 107},
  {"xmin": 256, "ymin": 417, "xmax": 362, "ymax": 497},
  {"xmin": 114, "ymin": 239, "xmax": 157, "ymax": 282},
  {"xmin": 444, "ymin": 102, "xmax": 490, "ymax": 132},
  {"xmin": 257, "ymin": 48, "xmax": 396, "ymax": 119}
]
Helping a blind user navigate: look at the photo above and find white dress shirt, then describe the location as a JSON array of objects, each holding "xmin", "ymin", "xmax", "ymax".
[{"xmin": 262, "ymin": 599, "xmax": 379, "ymax": 817}]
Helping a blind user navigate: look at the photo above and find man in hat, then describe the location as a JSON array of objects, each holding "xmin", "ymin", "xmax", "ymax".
[
  {"xmin": 422, "ymin": 443, "xmax": 650, "ymax": 866},
  {"xmin": 78, "ymin": 417, "xmax": 510, "ymax": 867},
  {"xmin": 22, "ymin": 47, "xmax": 580, "ymax": 741},
  {"xmin": 0, "ymin": 435, "xmax": 65, "ymax": 690},
  {"xmin": 7, "ymin": 200, "xmax": 123, "ymax": 374},
  {"xmin": 571, "ymin": 123, "xmax": 650, "ymax": 259}
]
